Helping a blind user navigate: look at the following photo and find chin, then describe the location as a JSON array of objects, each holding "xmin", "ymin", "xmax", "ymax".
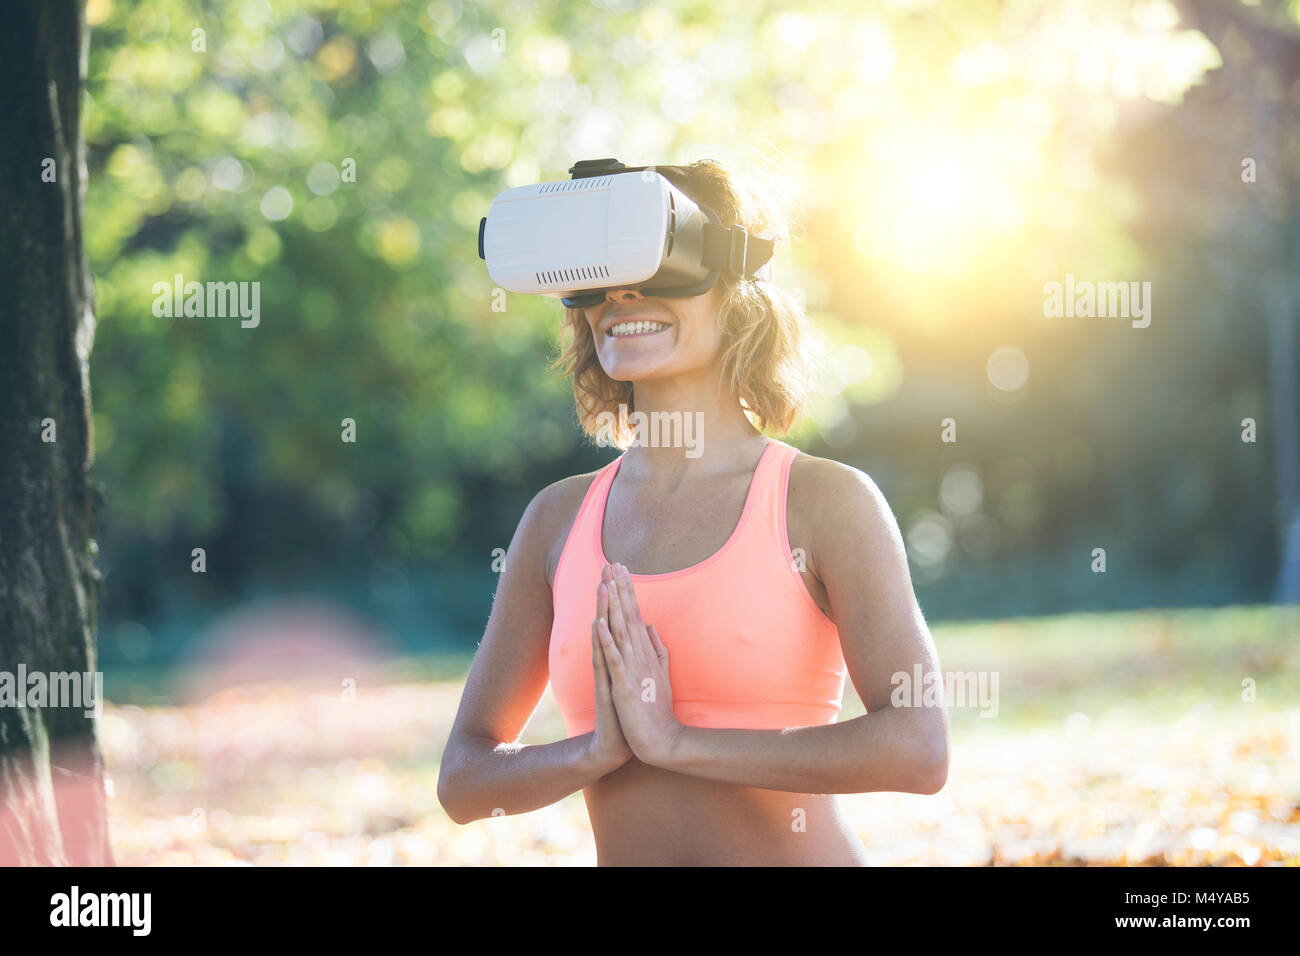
[{"xmin": 601, "ymin": 359, "xmax": 672, "ymax": 383}]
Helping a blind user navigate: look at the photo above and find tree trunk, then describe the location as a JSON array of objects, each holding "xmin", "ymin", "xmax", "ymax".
[
  {"xmin": 1266, "ymin": 263, "xmax": 1300, "ymax": 604},
  {"xmin": 1177, "ymin": 0, "xmax": 1300, "ymax": 605},
  {"xmin": 0, "ymin": 0, "xmax": 112, "ymax": 866}
]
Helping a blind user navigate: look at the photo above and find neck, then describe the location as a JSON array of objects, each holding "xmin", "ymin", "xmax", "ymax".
[{"xmin": 619, "ymin": 363, "xmax": 767, "ymax": 478}]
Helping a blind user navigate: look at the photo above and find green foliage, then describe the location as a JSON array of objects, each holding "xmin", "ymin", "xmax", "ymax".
[{"xmin": 82, "ymin": 0, "xmax": 1299, "ymax": 660}]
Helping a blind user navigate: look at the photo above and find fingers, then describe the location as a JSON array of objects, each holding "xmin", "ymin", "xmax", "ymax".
[
  {"xmin": 601, "ymin": 565, "xmax": 657, "ymax": 674},
  {"xmin": 595, "ymin": 615, "xmax": 624, "ymax": 673},
  {"xmin": 597, "ymin": 566, "xmax": 632, "ymax": 682},
  {"xmin": 605, "ymin": 571, "xmax": 631, "ymax": 647},
  {"xmin": 612, "ymin": 565, "xmax": 646, "ymax": 631}
]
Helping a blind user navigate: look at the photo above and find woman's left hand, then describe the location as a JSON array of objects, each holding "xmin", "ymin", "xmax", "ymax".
[{"xmin": 595, "ymin": 563, "xmax": 685, "ymax": 767}]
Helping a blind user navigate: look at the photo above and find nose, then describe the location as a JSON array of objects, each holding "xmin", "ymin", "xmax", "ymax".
[{"xmin": 605, "ymin": 288, "xmax": 645, "ymax": 304}]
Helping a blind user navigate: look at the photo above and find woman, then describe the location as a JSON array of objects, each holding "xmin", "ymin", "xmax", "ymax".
[{"xmin": 437, "ymin": 160, "xmax": 949, "ymax": 865}]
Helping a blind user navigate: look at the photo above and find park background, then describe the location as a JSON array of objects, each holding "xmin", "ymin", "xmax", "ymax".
[{"xmin": 78, "ymin": 0, "xmax": 1299, "ymax": 863}]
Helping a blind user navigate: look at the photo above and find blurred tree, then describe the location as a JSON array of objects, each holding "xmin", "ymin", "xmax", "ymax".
[
  {"xmin": 0, "ymin": 0, "xmax": 113, "ymax": 864},
  {"xmin": 1173, "ymin": 0, "xmax": 1300, "ymax": 601}
]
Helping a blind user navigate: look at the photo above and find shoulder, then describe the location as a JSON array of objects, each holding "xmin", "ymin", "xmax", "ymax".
[
  {"xmin": 516, "ymin": 466, "xmax": 609, "ymax": 586},
  {"xmin": 525, "ymin": 468, "xmax": 604, "ymax": 524},
  {"xmin": 785, "ymin": 449, "xmax": 904, "ymax": 564},
  {"xmin": 786, "ymin": 449, "xmax": 892, "ymax": 519}
]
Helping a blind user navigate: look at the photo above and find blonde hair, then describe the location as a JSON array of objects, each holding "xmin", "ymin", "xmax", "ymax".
[{"xmin": 550, "ymin": 159, "xmax": 822, "ymax": 448}]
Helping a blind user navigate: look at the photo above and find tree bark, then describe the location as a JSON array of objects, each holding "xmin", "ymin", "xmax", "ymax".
[{"xmin": 0, "ymin": 0, "xmax": 112, "ymax": 866}]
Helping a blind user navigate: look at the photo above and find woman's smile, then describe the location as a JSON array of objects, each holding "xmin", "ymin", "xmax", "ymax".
[
  {"xmin": 598, "ymin": 306, "xmax": 676, "ymax": 341},
  {"xmin": 605, "ymin": 318, "xmax": 672, "ymax": 339}
]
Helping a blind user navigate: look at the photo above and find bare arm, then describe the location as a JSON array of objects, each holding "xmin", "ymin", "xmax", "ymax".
[
  {"xmin": 614, "ymin": 456, "xmax": 950, "ymax": 794},
  {"xmin": 436, "ymin": 475, "xmax": 628, "ymax": 824},
  {"xmin": 660, "ymin": 707, "xmax": 944, "ymax": 795}
]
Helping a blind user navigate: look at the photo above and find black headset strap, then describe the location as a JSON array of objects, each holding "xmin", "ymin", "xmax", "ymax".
[
  {"xmin": 568, "ymin": 157, "xmax": 649, "ymax": 178},
  {"xmin": 567, "ymin": 157, "xmax": 775, "ymax": 279},
  {"xmin": 701, "ymin": 223, "xmax": 774, "ymax": 278}
]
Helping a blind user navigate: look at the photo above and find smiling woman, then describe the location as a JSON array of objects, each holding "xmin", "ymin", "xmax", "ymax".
[
  {"xmin": 552, "ymin": 160, "xmax": 818, "ymax": 449},
  {"xmin": 437, "ymin": 157, "xmax": 950, "ymax": 866}
]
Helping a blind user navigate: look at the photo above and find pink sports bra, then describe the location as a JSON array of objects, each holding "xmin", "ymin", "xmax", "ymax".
[{"xmin": 548, "ymin": 438, "xmax": 847, "ymax": 737}]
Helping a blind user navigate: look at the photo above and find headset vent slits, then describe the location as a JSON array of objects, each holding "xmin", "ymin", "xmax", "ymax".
[
  {"xmin": 538, "ymin": 177, "xmax": 613, "ymax": 193},
  {"xmin": 535, "ymin": 264, "xmax": 608, "ymax": 287}
]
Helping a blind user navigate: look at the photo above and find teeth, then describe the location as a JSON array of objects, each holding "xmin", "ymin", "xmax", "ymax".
[{"xmin": 608, "ymin": 321, "xmax": 669, "ymax": 336}]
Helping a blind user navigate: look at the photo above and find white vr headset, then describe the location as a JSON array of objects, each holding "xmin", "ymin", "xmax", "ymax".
[{"xmin": 478, "ymin": 158, "xmax": 776, "ymax": 309}]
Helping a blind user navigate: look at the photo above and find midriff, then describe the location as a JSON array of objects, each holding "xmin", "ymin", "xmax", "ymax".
[{"xmin": 583, "ymin": 759, "xmax": 869, "ymax": 866}]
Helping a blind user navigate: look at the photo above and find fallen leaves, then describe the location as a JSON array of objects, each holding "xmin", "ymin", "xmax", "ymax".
[{"xmin": 101, "ymin": 606, "xmax": 1300, "ymax": 865}]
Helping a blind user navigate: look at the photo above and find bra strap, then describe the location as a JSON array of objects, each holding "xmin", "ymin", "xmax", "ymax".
[{"xmin": 730, "ymin": 439, "xmax": 793, "ymax": 554}]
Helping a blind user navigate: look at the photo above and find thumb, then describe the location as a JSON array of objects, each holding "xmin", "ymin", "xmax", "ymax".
[{"xmin": 647, "ymin": 625, "xmax": 668, "ymax": 661}]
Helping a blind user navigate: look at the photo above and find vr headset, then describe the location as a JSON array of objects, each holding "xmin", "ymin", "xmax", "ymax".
[{"xmin": 477, "ymin": 158, "xmax": 776, "ymax": 309}]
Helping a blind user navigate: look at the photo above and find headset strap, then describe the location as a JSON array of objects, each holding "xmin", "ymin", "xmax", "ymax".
[
  {"xmin": 568, "ymin": 158, "xmax": 776, "ymax": 279},
  {"xmin": 568, "ymin": 158, "xmax": 645, "ymax": 178},
  {"xmin": 701, "ymin": 222, "xmax": 774, "ymax": 278}
]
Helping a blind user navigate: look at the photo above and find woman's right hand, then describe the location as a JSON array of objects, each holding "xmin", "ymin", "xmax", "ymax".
[{"xmin": 587, "ymin": 565, "xmax": 633, "ymax": 774}]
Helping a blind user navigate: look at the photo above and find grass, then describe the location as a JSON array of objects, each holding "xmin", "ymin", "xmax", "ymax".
[
  {"xmin": 100, "ymin": 603, "xmax": 1300, "ymax": 865},
  {"xmin": 932, "ymin": 603, "xmax": 1300, "ymax": 727}
]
